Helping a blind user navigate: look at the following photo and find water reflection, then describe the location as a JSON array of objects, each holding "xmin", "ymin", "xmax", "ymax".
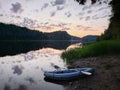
[
  {"xmin": 0, "ymin": 41, "xmax": 71, "ymax": 57},
  {"xmin": 0, "ymin": 48, "xmax": 67, "ymax": 90},
  {"xmin": 4, "ymin": 84, "xmax": 27, "ymax": 90},
  {"xmin": 66, "ymin": 43, "xmax": 82, "ymax": 50},
  {"xmin": 12, "ymin": 65, "xmax": 24, "ymax": 75},
  {"xmin": 0, "ymin": 42, "xmax": 81, "ymax": 90},
  {"xmin": 44, "ymin": 77, "xmax": 69, "ymax": 86}
]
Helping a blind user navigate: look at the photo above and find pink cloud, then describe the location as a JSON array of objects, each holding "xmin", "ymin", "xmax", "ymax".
[
  {"xmin": 85, "ymin": 16, "xmax": 90, "ymax": 21},
  {"xmin": 76, "ymin": 25, "xmax": 84, "ymax": 28},
  {"xmin": 50, "ymin": 11, "xmax": 56, "ymax": 17},
  {"xmin": 10, "ymin": 2, "xmax": 23, "ymax": 13},
  {"xmin": 41, "ymin": 3, "xmax": 49, "ymax": 10},
  {"xmin": 65, "ymin": 12, "xmax": 72, "ymax": 18},
  {"xmin": 87, "ymin": 10, "xmax": 92, "ymax": 14},
  {"xmin": 50, "ymin": 23, "xmax": 68, "ymax": 28},
  {"xmin": 62, "ymin": 27, "xmax": 70, "ymax": 31},
  {"xmin": 76, "ymin": 25, "xmax": 95, "ymax": 31},
  {"xmin": 36, "ymin": 26, "xmax": 54, "ymax": 30}
]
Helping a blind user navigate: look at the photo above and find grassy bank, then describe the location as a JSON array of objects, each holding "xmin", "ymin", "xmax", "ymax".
[{"xmin": 61, "ymin": 40, "xmax": 120, "ymax": 62}]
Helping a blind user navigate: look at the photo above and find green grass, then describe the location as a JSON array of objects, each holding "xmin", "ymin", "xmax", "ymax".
[{"xmin": 61, "ymin": 40, "xmax": 120, "ymax": 62}]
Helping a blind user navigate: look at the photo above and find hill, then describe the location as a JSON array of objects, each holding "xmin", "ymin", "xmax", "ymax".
[
  {"xmin": 82, "ymin": 35, "xmax": 99, "ymax": 43},
  {"xmin": 0, "ymin": 23, "xmax": 81, "ymax": 41},
  {"xmin": 0, "ymin": 23, "xmax": 45, "ymax": 40},
  {"xmin": 45, "ymin": 31, "xmax": 72, "ymax": 40},
  {"xmin": 0, "ymin": 23, "xmax": 99, "ymax": 43}
]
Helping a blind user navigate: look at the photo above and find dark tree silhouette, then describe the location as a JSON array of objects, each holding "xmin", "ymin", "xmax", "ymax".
[
  {"xmin": 75, "ymin": 0, "xmax": 97, "ymax": 5},
  {"xmin": 75, "ymin": 0, "xmax": 120, "ymax": 40}
]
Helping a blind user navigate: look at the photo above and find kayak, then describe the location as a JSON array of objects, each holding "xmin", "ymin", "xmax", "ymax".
[{"xmin": 44, "ymin": 68, "xmax": 94, "ymax": 80}]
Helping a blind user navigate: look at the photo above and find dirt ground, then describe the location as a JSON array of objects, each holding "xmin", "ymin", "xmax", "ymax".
[{"xmin": 64, "ymin": 55, "xmax": 120, "ymax": 90}]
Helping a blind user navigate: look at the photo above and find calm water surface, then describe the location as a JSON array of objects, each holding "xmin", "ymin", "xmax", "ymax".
[{"xmin": 0, "ymin": 42, "xmax": 81, "ymax": 90}]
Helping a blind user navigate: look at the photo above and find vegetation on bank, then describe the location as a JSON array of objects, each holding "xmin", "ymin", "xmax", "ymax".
[{"xmin": 61, "ymin": 40, "xmax": 120, "ymax": 62}]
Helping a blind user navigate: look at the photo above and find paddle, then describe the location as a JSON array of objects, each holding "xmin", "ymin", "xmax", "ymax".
[{"xmin": 81, "ymin": 71, "xmax": 92, "ymax": 75}]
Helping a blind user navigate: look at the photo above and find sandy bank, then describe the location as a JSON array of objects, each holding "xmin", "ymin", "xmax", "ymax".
[{"xmin": 65, "ymin": 55, "xmax": 120, "ymax": 90}]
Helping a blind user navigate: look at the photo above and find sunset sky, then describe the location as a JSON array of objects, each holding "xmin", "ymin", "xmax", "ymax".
[{"xmin": 0, "ymin": 0, "xmax": 112, "ymax": 37}]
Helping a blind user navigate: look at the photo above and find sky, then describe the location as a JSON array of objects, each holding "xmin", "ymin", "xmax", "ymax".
[{"xmin": 0, "ymin": 0, "xmax": 112, "ymax": 37}]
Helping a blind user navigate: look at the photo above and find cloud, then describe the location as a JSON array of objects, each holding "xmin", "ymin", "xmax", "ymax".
[
  {"xmin": 35, "ymin": 25, "xmax": 54, "ymax": 31},
  {"xmin": 50, "ymin": 11, "xmax": 56, "ymax": 17},
  {"xmin": 45, "ymin": 23, "xmax": 70, "ymax": 30},
  {"xmin": 82, "ymin": 5, "xmax": 91, "ymax": 11},
  {"xmin": 41, "ymin": 3, "xmax": 49, "ymax": 10},
  {"xmin": 57, "ymin": 6, "xmax": 64, "ymax": 11},
  {"xmin": 92, "ymin": 14, "xmax": 100, "ymax": 20},
  {"xmin": 10, "ymin": 2, "xmax": 23, "ymax": 13},
  {"xmin": 79, "ymin": 17, "xmax": 83, "ymax": 20},
  {"xmin": 98, "ymin": 0, "xmax": 110, "ymax": 5},
  {"xmin": 101, "ymin": 15, "xmax": 109, "ymax": 18},
  {"xmin": 12, "ymin": 65, "xmax": 24, "ymax": 75},
  {"xmin": 87, "ymin": 10, "xmax": 92, "ymax": 14},
  {"xmin": 50, "ymin": 23, "xmax": 69, "ymax": 28},
  {"xmin": 95, "ymin": 13, "xmax": 111, "ymax": 19},
  {"xmin": 39, "ymin": 22, "xmax": 49, "ymax": 26},
  {"xmin": 54, "ymin": 0, "xmax": 65, "ymax": 5},
  {"xmin": 25, "ymin": 0, "xmax": 31, "ymax": 1},
  {"xmin": 61, "ymin": 27, "xmax": 70, "ymax": 31},
  {"xmin": 76, "ymin": 25, "xmax": 94, "ymax": 31},
  {"xmin": 78, "ymin": 12, "xmax": 85, "ymax": 16},
  {"xmin": 84, "ymin": 26, "xmax": 93, "ymax": 31},
  {"xmin": 44, "ymin": 22, "xmax": 49, "ymax": 25},
  {"xmin": 92, "ymin": 13, "xmax": 110, "ymax": 20},
  {"xmin": 50, "ymin": 23, "xmax": 64, "ymax": 28},
  {"xmin": 97, "ymin": 6, "xmax": 109, "ymax": 11},
  {"xmin": 76, "ymin": 25, "xmax": 84, "ymax": 29},
  {"xmin": 21, "ymin": 17, "xmax": 37, "ymax": 28},
  {"xmin": 11, "ymin": 15, "xmax": 21, "ymax": 19},
  {"xmin": 40, "ymin": 26, "xmax": 53, "ymax": 30},
  {"xmin": 85, "ymin": 16, "xmax": 90, "ymax": 21},
  {"xmin": 0, "ymin": 14, "xmax": 3, "ymax": 16},
  {"xmin": 34, "ymin": 9, "xmax": 39, "ymax": 12},
  {"xmin": 65, "ymin": 12, "xmax": 72, "ymax": 18},
  {"xmin": 51, "ymin": 0, "xmax": 66, "ymax": 6},
  {"xmin": 34, "ymin": 22, "xmax": 71, "ymax": 31},
  {"xmin": 58, "ymin": 23, "xmax": 65, "ymax": 28},
  {"xmin": 0, "ymin": 2, "xmax": 1, "ymax": 8}
]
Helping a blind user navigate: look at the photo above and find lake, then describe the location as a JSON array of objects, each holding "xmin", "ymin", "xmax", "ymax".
[{"xmin": 0, "ymin": 41, "xmax": 81, "ymax": 90}]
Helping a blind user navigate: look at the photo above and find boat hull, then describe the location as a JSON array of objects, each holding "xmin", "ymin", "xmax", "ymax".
[{"xmin": 44, "ymin": 68, "xmax": 94, "ymax": 80}]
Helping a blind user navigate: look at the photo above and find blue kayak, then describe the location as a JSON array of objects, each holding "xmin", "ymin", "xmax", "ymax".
[{"xmin": 44, "ymin": 68, "xmax": 94, "ymax": 80}]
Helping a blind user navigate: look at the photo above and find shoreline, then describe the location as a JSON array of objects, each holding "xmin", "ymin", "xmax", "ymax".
[{"xmin": 64, "ymin": 55, "xmax": 120, "ymax": 90}]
